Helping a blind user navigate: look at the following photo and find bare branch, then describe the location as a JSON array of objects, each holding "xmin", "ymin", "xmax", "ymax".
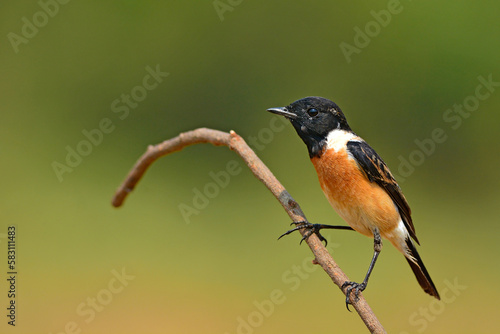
[{"xmin": 112, "ymin": 127, "xmax": 386, "ymax": 334}]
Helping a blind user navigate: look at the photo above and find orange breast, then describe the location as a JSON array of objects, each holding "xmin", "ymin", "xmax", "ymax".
[{"xmin": 311, "ymin": 149, "xmax": 400, "ymax": 237}]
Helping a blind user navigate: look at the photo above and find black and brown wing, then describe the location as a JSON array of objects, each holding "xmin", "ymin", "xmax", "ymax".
[{"xmin": 346, "ymin": 140, "xmax": 419, "ymax": 244}]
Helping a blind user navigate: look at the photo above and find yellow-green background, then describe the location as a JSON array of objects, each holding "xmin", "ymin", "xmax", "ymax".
[{"xmin": 1, "ymin": 1, "xmax": 499, "ymax": 333}]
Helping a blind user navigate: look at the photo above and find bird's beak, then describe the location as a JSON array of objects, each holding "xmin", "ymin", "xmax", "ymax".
[{"xmin": 266, "ymin": 107, "xmax": 297, "ymax": 119}]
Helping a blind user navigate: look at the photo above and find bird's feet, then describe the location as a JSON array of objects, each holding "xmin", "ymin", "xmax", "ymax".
[
  {"xmin": 278, "ymin": 221, "xmax": 329, "ymax": 246},
  {"xmin": 342, "ymin": 281, "xmax": 367, "ymax": 311}
]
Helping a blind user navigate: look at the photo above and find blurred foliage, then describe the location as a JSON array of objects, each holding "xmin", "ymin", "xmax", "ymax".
[{"xmin": 1, "ymin": 1, "xmax": 499, "ymax": 333}]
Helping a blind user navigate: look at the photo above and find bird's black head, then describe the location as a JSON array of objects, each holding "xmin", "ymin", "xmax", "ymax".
[{"xmin": 267, "ymin": 96, "xmax": 351, "ymax": 158}]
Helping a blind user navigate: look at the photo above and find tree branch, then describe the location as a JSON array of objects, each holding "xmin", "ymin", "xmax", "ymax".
[{"xmin": 111, "ymin": 127, "xmax": 386, "ymax": 334}]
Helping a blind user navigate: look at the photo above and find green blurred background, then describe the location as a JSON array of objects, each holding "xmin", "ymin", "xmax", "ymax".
[{"xmin": 1, "ymin": 1, "xmax": 499, "ymax": 333}]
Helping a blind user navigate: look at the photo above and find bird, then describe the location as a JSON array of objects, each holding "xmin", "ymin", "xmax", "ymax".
[{"xmin": 267, "ymin": 96, "xmax": 440, "ymax": 308}]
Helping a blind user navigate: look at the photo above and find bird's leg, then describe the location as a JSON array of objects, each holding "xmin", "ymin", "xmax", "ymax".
[
  {"xmin": 342, "ymin": 229, "xmax": 382, "ymax": 311},
  {"xmin": 278, "ymin": 220, "xmax": 354, "ymax": 246}
]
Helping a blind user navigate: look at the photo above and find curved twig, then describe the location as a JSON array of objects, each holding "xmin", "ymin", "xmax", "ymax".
[{"xmin": 112, "ymin": 127, "xmax": 386, "ymax": 334}]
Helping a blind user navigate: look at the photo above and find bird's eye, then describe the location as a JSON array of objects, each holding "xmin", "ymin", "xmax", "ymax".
[{"xmin": 307, "ymin": 108, "xmax": 319, "ymax": 117}]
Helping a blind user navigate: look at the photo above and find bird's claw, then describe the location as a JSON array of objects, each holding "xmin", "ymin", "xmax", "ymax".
[
  {"xmin": 342, "ymin": 281, "xmax": 367, "ymax": 311},
  {"xmin": 278, "ymin": 221, "xmax": 328, "ymax": 246}
]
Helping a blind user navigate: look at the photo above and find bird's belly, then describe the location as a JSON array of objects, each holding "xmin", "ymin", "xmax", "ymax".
[{"xmin": 311, "ymin": 151, "xmax": 400, "ymax": 238}]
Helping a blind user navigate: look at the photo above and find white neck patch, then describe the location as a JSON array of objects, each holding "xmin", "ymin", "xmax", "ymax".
[{"xmin": 325, "ymin": 129, "xmax": 360, "ymax": 152}]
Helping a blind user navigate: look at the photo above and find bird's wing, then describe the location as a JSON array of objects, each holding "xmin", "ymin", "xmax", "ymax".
[{"xmin": 346, "ymin": 140, "xmax": 419, "ymax": 244}]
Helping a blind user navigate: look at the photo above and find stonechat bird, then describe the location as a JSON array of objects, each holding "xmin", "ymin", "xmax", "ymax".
[{"xmin": 267, "ymin": 96, "xmax": 440, "ymax": 308}]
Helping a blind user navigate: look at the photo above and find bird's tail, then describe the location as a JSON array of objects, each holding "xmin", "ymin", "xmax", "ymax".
[{"xmin": 405, "ymin": 238, "xmax": 440, "ymax": 299}]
